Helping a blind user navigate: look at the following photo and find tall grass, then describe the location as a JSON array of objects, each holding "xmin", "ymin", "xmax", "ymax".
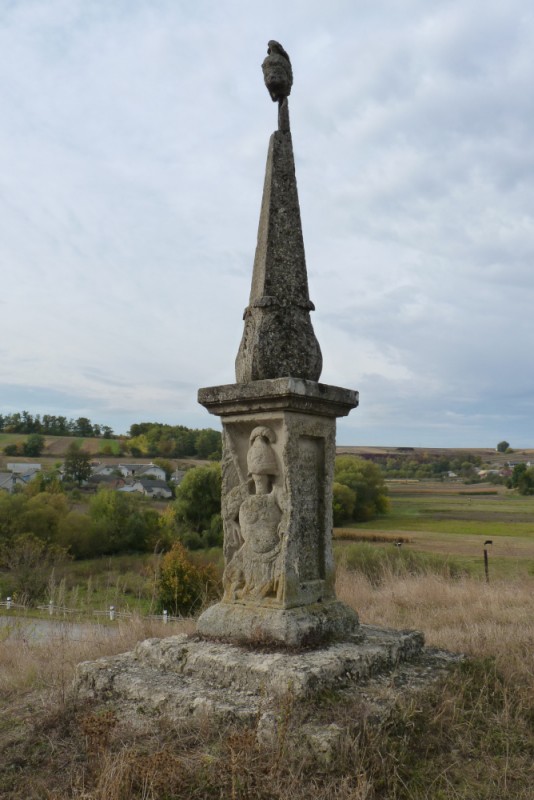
[
  {"xmin": 336, "ymin": 567, "xmax": 534, "ymax": 685},
  {"xmin": 0, "ymin": 616, "xmax": 195, "ymax": 699},
  {"xmin": 1, "ymin": 572, "xmax": 534, "ymax": 798},
  {"xmin": 337, "ymin": 540, "xmax": 472, "ymax": 584}
]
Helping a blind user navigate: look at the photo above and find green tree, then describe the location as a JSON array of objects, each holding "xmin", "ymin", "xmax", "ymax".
[
  {"xmin": 509, "ymin": 463, "xmax": 527, "ymax": 488},
  {"xmin": 19, "ymin": 491, "xmax": 69, "ymax": 542},
  {"xmin": 63, "ymin": 443, "xmax": 92, "ymax": 485},
  {"xmin": 73, "ymin": 417, "xmax": 94, "ymax": 437},
  {"xmin": 334, "ymin": 456, "xmax": 389, "ymax": 522},
  {"xmin": 195, "ymin": 428, "xmax": 222, "ymax": 459},
  {"xmin": 89, "ymin": 488, "xmax": 145, "ymax": 554},
  {"xmin": 174, "ymin": 464, "xmax": 222, "ymax": 538},
  {"xmin": 56, "ymin": 511, "xmax": 95, "ymax": 559},
  {"xmin": 497, "ymin": 440, "xmax": 510, "ymax": 453},
  {"xmin": 22, "ymin": 433, "xmax": 45, "ymax": 456},
  {"xmin": 332, "ymin": 482, "xmax": 357, "ymax": 526},
  {"xmin": 509, "ymin": 463, "xmax": 534, "ymax": 495},
  {"xmin": 0, "ymin": 489, "xmax": 68, "ymax": 546}
]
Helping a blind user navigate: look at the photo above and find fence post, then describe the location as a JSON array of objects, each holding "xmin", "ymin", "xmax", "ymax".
[
  {"xmin": 483, "ymin": 540, "xmax": 493, "ymax": 583},
  {"xmin": 49, "ymin": 600, "xmax": 54, "ymax": 616},
  {"xmin": 109, "ymin": 605, "xmax": 115, "ymax": 621},
  {"xmin": 163, "ymin": 610, "xmax": 168, "ymax": 624},
  {"xmin": 6, "ymin": 596, "xmax": 11, "ymax": 610}
]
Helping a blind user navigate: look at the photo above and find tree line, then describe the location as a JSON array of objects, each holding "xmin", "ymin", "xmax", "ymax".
[
  {"xmin": 377, "ymin": 452, "xmax": 483, "ymax": 481},
  {"xmin": 127, "ymin": 423, "xmax": 221, "ymax": 459},
  {"xmin": 0, "ymin": 411, "xmax": 114, "ymax": 438},
  {"xmin": 1, "ymin": 412, "xmax": 223, "ymax": 460}
]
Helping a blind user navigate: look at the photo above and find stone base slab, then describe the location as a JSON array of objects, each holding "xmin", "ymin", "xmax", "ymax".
[
  {"xmin": 196, "ymin": 600, "xmax": 360, "ymax": 647},
  {"xmin": 73, "ymin": 624, "xmax": 448, "ymax": 726}
]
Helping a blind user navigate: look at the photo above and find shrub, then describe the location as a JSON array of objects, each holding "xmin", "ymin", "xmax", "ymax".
[
  {"xmin": 3, "ymin": 443, "xmax": 19, "ymax": 456},
  {"xmin": 157, "ymin": 541, "xmax": 220, "ymax": 615},
  {"xmin": 0, "ymin": 532, "xmax": 69, "ymax": 604}
]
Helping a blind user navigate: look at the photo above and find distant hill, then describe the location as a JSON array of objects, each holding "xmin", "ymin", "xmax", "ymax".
[
  {"xmin": 2, "ymin": 433, "xmax": 532, "ymax": 466},
  {"xmin": 337, "ymin": 445, "xmax": 534, "ymax": 465},
  {"xmin": 0, "ymin": 433, "xmax": 123, "ymax": 459}
]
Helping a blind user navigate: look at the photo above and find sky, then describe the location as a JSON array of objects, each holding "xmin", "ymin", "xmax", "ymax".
[{"xmin": 1, "ymin": 0, "xmax": 534, "ymax": 447}]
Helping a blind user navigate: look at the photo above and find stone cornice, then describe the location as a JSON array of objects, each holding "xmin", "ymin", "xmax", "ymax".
[{"xmin": 198, "ymin": 378, "xmax": 358, "ymax": 419}]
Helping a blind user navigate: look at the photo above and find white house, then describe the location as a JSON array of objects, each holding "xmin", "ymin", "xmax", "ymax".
[
  {"xmin": 7, "ymin": 463, "xmax": 42, "ymax": 475},
  {"xmin": 118, "ymin": 463, "xmax": 166, "ymax": 481},
  {"xmin": 129, "ymin": 479, "xmax": 173, "ymax": 499},
  {"xmin": 92, "ymin": 464, "xmax": 120, "ymax": 477},
  {"xmin": 0, "ymin": 470, "xmax": 37, "ymax": 493}
]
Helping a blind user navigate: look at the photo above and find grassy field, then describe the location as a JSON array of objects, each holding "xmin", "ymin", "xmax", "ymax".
[
  {"xmin": 334, "ymin": 481, "xmax": 534, "ymax": 579},
  {"xmin": 1, "ymin": 480, "xmax": 534, "ymax": 796},
  {"xmin": 1, "ymin": 568, "xmax": 533, "ymax": 798}
]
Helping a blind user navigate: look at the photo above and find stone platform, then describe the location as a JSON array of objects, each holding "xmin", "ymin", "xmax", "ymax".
[{"xmin": 74, "ymin": 625, "xmax": 460, "ymax": 728}]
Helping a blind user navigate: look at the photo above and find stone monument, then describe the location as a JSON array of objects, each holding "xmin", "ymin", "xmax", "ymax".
[
  {"xmin": 196, "ymin": 41, "xmax": 360, "ymax": 647},
  {"xmin": 74, "ymin": 43, "xmax": 457, "ymax": 729}
]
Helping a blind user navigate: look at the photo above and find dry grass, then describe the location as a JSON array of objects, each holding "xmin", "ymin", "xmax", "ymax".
[
  {"xmin": 0, "ymin": 616, "xmax": 195, "ymax": 698},
  {"xmin": 336, "ymin": 567, "xmax": 534, "ymax": 684},
  {"xmin": 1, "ymin": 575, "xmax": 534, "ymax": 799}
]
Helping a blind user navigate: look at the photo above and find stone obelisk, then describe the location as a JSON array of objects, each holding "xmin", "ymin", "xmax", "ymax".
[{"xmin": 197, "ymin": 41, "xmax": 359, "ymax": 646}]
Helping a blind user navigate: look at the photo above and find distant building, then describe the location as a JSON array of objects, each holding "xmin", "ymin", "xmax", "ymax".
[
  {"xmin": 127, "ymin": 479, "xmax": 173, "ymax": 499},
  {"xmin": 7, "ymin": 463, "xmax": 42, "ymax": 475},
  {"xmin": 117, "ymin": 463, "xmax": 166, "ymax": 481},
  {"xmin": 92, "ymin": 464, "xmax": 120, "ymax": 477},
  {"xmin": 0, "ymin": 469, "xmax": 38, "ymax": 493},
  {"xmin": 87, "ymin": 474, "xmax": 126, "ymax": 490}
]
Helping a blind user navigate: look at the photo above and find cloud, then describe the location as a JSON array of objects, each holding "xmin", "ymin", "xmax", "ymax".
[{"xmin": 1, "ymin": 0, "xmax": 533, "ymax": 445}]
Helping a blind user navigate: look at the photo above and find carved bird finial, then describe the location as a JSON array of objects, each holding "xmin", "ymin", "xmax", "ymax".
[
  {"xmin": 267, "ymin": 40, "xmax": 291, "ymax": 65},
  {"xmin": 262, "ymin": 40, "xmax": 293, "ymax": 103}
]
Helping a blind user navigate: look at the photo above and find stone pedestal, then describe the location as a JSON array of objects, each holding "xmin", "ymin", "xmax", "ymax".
[{"xmin": 196, "ymin": 378, "xmax": 359, "ymax": 646}]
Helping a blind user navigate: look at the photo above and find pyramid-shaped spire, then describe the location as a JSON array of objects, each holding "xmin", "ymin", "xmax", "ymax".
[{"xmin": 235, "ymin": 43, "xmax": 322, "ymax": 383}]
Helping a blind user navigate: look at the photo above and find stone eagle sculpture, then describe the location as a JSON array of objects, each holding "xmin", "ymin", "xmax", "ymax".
[{"xmin": 262, "ymin": 40, "xmax": 293, "ymax": 103}]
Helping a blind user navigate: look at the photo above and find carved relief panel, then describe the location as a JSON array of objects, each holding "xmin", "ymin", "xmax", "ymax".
[{"xmin": 221, "ymin": 422, "xmax": 288, "ymax": 606}]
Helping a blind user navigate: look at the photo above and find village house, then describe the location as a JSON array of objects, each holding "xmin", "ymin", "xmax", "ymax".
[
  {"xmin": 117, "ymin": 463, "xmax": 166, "ymax": 481},
  {"xmin": 0, "ymin": 466, "xmax": 41, "ymax": 493},
  {"xmin": 118, "ymin": 478, "xmax": 172, "ymax": 499},
  {"xmin": 7, "ymin": 462, "xmax": 42, "ymax": 476}
]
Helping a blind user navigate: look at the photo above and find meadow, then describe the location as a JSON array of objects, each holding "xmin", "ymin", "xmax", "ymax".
[{"xmin": 335, "ymin": 481, "xmax": 534, "ymax": 579}]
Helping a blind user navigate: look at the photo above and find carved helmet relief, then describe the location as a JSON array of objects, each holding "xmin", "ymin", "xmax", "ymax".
[{"xmin": 247, "ymin": 426, "xmax": 278, "ymax": 481}]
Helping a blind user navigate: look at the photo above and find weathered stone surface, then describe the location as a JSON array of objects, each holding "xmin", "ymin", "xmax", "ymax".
[
  {"xmin": 196, "ymin": 600, "xmax": 360, "ymax": 647},
  {"xmin": 197, "ymin": 381, "xmax": 359, "ymax": 645},
  {"xmin": 198, "ymin": 378, "xmax": 358, "ymax": 418},
  {"xmin": 196, "ymin": 44, "xmax": 359, "ymax": 647},
  {"xmin": 262, "ymin": 40, "xmax": 293, "ymax": 105},
  {"xmin": 234, "ymin": 127, "xmax": 322, "ymax": 383},
  {"xmin": 74, "ymin": 624, "xmax": 446, "ymax": 727}
]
